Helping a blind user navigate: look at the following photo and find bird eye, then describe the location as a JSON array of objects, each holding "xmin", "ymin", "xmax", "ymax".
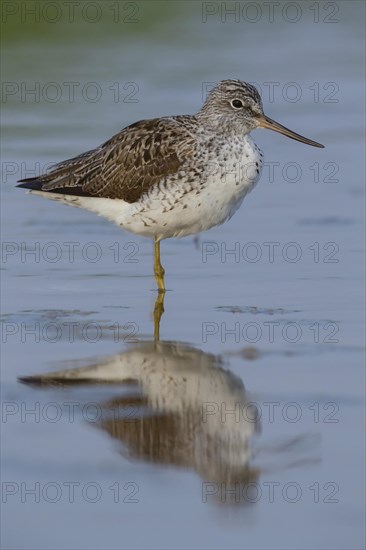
[{"xmin": 231, "ymin": 99, "xmax": 243, "ymax": 109}]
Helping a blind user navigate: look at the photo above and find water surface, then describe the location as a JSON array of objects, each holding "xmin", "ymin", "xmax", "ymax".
[{"xmin": 1, "ymin": 2, "xmax": 365, "ymax": 549}]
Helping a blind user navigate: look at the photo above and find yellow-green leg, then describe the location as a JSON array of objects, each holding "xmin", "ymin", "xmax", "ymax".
[{"xmin": 154, "ymin": 237, "xmax": 165, "ymax": 292}]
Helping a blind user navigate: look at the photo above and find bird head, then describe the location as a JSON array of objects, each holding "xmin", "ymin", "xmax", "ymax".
[{"xmin": 199, "ymin": 79, "xmax": 324, "ymax": 148}]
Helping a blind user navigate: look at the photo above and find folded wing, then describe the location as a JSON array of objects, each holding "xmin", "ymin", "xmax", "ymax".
[{"xmin": 17, "ymin": 117, "xmax": 196, "ymax": 203}]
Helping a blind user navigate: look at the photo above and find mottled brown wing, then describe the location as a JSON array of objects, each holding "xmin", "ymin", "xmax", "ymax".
[{"xmin": 17, "ymin": 116, "xmax": 197, "ymax": 203}]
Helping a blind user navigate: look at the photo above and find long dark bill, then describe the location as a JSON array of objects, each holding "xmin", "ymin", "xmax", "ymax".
[{"xmin": 258, "ymin": 115, "xmax": 324, "ymax": 148}]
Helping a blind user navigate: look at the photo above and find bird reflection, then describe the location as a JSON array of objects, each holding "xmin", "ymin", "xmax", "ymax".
[{"xmin": 19, "ymin": 294, "xmax": 260, "ymax": 490}]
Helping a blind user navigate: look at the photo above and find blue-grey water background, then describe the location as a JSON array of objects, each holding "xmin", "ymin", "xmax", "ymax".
[{"xmin": 1, "ymin": 1, "xmax": 365, "ymax": 549}]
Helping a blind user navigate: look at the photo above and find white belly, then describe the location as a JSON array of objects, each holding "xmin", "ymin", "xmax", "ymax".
[
  {"xmin": 31, "ymin": 136, "xmax": 263, "ymax": 240},
  {"xmin": 125, "ymin": 136, "xmax": 263, "ymax": 239}
]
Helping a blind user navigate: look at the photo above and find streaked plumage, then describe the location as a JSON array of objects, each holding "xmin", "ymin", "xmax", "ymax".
[{"xmin": 17, "ymin": 79, "xmax": 324, "ymax": 289}]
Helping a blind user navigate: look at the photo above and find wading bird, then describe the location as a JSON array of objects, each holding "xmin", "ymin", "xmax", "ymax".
[{"xmin": 17, "ymin": 79, "xmax": 324, "ymax": 290}]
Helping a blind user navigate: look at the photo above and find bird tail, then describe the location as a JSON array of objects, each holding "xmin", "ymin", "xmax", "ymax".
[{"xmin": 17, "ymin": 177, "xmax": 46, "ymax": 191}]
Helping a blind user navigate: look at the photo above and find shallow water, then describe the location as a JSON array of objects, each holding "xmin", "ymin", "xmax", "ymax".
[{"xmin": 1, "ymin": 2, "xmax": 365, "ymax": 549}]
